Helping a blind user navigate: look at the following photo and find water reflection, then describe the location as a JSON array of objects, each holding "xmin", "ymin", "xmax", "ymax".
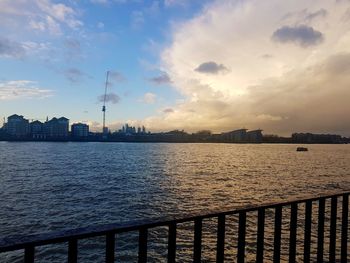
[{"xmin": 0, "ymin": 142, "xmax": 349, "ymax": 262}]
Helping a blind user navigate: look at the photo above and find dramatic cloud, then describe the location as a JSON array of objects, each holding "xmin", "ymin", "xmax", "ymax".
[
  {"xmin": 163, "ymin": 108, "xmax": 174, "ymax": 113},
  {"xmin": 304, "ymin": 9, "xmax": 327, "ymax": 22},
  {"xmin": 282, "ymin": 8, "xmax": 328, "ymax": 24},
  {"xmin": 194, "ymin": 61, "xmax": 228, "ymax": 74},
  {"xmin": 140, "ymin": 92, "xmax": 157, "ymax": 104},
  {"xmin": 145, "ymin": 0, "xmax": 350, "ymax": 135},
  {"xmin": 64, "ymin": 68, "xmax": 87, "ymax": 83},
  {"xmin": 0, "ymin": 37, "xmax": 26, "ymax": 58},
  {"xmin": 64, "ymin": 38, "xmax": 82, "ymax": 61},
  {"xmin": 148, "ymin": 72, "xmax": 172, "ymax": 85},
  {"xmin": 109, "ymin": 71, "xmax": 126, "ymax": 83},
  {"xmin": 244, "ymin": 52, "xmax": 350, "ymax": 134},
  {"xmin": 272, "ymin": 25, "xmax": 324, "ymax": 47},
  {"xmin": 0, "ymin": 0, "xmax": 83, "ymax": 36},
  {"xmin": 324, "ymin": 53, "xmax": 350, "ymax": 75},
  {"xmin": 64, "ymin": 38, "xmax": 81, "ymax": 51},
  {"xmin": 97, "ymin": 93, "xmax": 120, "ymax": 104},
  {"xmin": 0, "ymin": 80, "xmax": 53, "ymax": 100},
  {"xmin": 0, "ymin": 37, "xmax": 51, "ymax": 60},
  {"xmin": 22, "ymin": 41, "xmax": 50, "ymax": 54}
]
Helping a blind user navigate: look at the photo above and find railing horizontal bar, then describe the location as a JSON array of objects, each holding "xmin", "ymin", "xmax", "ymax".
[
  {"xmin": 1, "ymin": 191, "xmax": 349, "ymax": 253},
  {"xmin": 24, "ymin": 246, "xmax": 35, "ymax": 263}
]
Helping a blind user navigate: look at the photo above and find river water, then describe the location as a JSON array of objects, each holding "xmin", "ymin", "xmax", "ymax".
[{"xmin": 0, "ymin": 142, "xmax": 349, "ymax": 262}]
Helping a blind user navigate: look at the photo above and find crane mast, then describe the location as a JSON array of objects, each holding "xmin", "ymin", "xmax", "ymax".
[{"xmin": 102, "ymin": 71, "xmax": 109, "ymax": 134}]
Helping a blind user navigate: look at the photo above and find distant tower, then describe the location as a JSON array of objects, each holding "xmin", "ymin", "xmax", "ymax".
[{"xmin": 102, "ymin": 71, "xmax": 110, "ymax": 135}]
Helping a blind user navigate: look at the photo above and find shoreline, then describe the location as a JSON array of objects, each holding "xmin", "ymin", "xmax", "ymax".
[{"xmin": 0, "ymin": 139, "xmax": 348, "ymax": 144}]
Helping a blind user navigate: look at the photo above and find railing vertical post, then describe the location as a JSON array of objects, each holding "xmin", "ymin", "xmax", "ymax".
[
  {"xmin": 317, "ymin": 198, "xmax": 325, "ymax": 263},
  {"xmin": 303, "ymin": 200, "xmax": 312, "ymax": 263},
  {"xmin": 106, "ymin": 232, "xmax": 115, "ymax": 263},
  {"xmin": 68, "ymin": 239, "xmax": 78, "ymax": 263},
  {"xmin": 216, "ymin": 214, "xmax": 225, "ymax": 263},
  {"xmin": 168, "ymin": 223, "xmax": 176, "ymax": 263},
  {"xmin": 273, "ymin": 206, "xmax": 282, "ymax": 263},
  {"xmin": 193, "ymin": 218, "xmax": 202, "ymax": 263},
  {"xmin": 237, "ymin": 211, "xmax": 246, "ymax": 263},
  {"xmin": 289, "ymin": 203, "xmax": 297, "ymax": 263},
  {"xmin": 341, "ymin": 194, "xmax": 348, "ymax": 263},
  {"xmin": 329, "ymin": 196, "xmax": 337, "ymax": 263},
  {"xmin": 24, "ymin": 246, "xmax": 35, "ymax": 263},
  {"xmin": 139, "ymin": 228, "xmax": 148, "ymax": 263},
  {"xmin": 256, "ymin": 208, "xmax": 265, "ymax": 263}
]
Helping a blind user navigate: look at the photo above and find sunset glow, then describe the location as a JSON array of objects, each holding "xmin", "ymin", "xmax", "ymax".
[{"xmin": 1, "ymin": 0, "xmax": 349, "ymax": 135}]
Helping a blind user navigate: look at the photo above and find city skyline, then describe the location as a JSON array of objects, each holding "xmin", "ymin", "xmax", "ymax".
[
  {"xmin": 2, "ymin": 113, "xmax": 350, "ymax": 143},
  {"xmin": 1, "ymin": 0, "xmax": 350, "ymax": 136}
]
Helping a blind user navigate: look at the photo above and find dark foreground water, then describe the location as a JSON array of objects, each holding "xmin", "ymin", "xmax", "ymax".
[{"xmin": 0, "ymin": 142, "xmax": 349, "ymax": 262}]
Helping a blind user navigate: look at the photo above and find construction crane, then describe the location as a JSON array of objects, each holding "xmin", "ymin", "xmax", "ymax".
[{"xmin": 102, "ymin": 70, "xmax": 110, "ymax": 134}]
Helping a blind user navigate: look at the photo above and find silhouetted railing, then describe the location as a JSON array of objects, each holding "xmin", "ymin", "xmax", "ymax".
[{"xmin": 0, "ymin": 192, "xmax": 348, "ymax": 262}]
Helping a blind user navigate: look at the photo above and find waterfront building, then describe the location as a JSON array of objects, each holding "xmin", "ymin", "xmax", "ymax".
[
  {"xmin": 4, "ymin": 114, "xmax": 30, "ymax": 137},
  {"xmin": 292, "ymin": 133, "xmax": 343, "ymax": 143},
  {"xmin": 221, "ymin": 129, "xmax": 247, "ymax": 142},
  {"xmin": 246, "ymin": 129, "xmax": 263, "ymax": 143},
  {"xmin": 71, "ymin": 123, "xmax": 89, "ymax": 137},
  {"xmin": 44, "ymin": 117, "xmax": 69, "ymax": 138},
  {"xmin": 30, "ymin": 120, "xmax": 46, "ymax": 139}
]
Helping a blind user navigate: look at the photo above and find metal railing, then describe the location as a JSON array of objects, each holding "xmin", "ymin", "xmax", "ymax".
[{"xmin": 0, "ymin": 192, "xmax": 348, "ymax": 262}]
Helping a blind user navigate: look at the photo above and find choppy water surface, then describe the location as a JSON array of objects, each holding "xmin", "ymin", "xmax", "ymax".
[{"xmin": 0, "ymin": 142, "xmax": 349, "ymax": 262}]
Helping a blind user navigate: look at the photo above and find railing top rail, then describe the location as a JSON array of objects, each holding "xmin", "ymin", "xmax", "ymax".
[{"xmin": 0, "ymin": 190, "xmax": 349, "ymax": 253}]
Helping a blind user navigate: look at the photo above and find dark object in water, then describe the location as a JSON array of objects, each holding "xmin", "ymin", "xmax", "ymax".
[{"xmin": 297, "ymin": 147, "xmax": 308, "ymax": 152}]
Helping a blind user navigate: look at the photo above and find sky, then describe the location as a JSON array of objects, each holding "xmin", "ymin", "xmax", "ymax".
[{"xmin": 1, "ymin": 0, "xmax": 350, "ymax": 136}]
